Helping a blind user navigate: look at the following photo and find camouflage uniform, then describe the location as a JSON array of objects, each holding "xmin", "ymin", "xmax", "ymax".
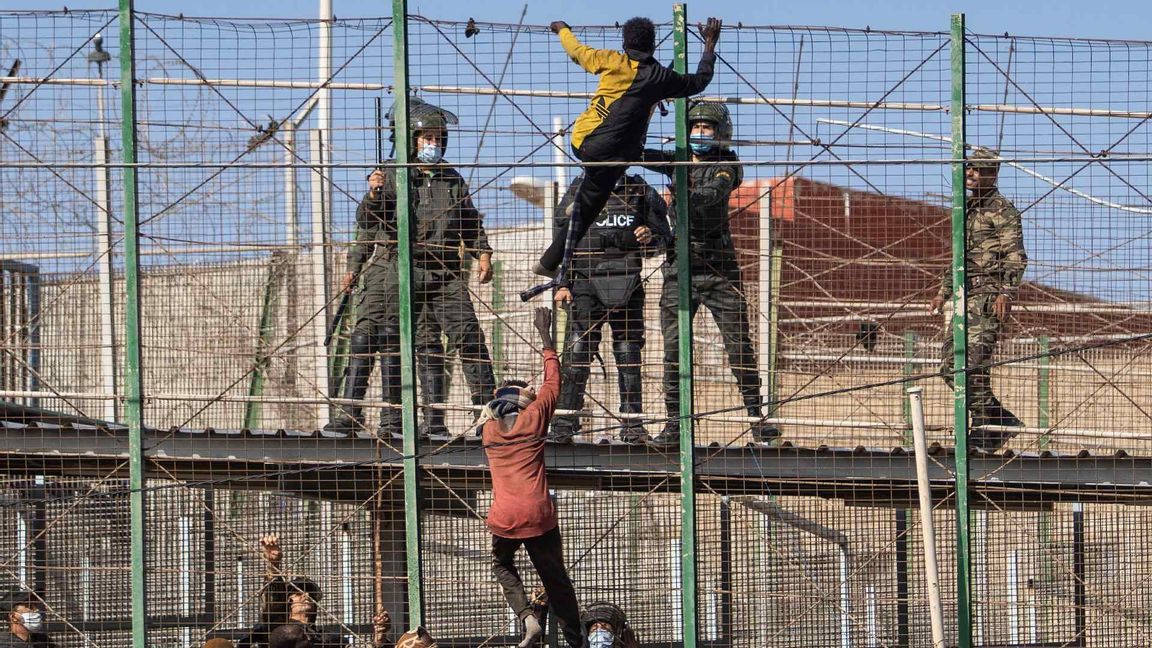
[
  {"xmin": 642, "ymin": 146, "xmax": 779, "ymax": 444},
  {"xmin": 549, "ymin": 173, "xmax": 671, "ymax": 443},
  {"xmin": 328, "ymin": 163, "xmax": 495, "ymax": 438},
  {"xmin": 937, "ymin": 161, "xmax": 1027, "ymax": 434}
]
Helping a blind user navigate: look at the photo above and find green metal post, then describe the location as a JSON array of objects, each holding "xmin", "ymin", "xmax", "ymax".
[
  {"xmin": 1037, "ymin": 335, "xmax": 1050, "ymax": 444},
  {"xmin": 950, "ymin": 13, "xmax": 974, "ymax": 648},
  {"xmin": 244, "ymin": 254, "xmax": 286, "ymax": 430},
  {"xmin": 766, "ymin": 246, "xmax": 783, "ymax": 425},
  {"xmin": 1036, "ymin": 335, "xmax": 1052, "ymax": 631},
  {"xmin": 672, "ymin": 6, "xmax": 698, "ymax": 646},
  {"xmin": 392, "ymin": 0, "xmax": 424, "ymax": 626},
  {"xmin": 118, "ymin": 2, "xmax": 147, "ymax": 646}
]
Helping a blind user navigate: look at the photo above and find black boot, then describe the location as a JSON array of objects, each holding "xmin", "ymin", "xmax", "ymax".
[
  {"xmin": 649, "ymin": 418, "xmax": 680, "ymax": 447},
  {"xmin": 613, "ymin": 339, "xmax": 647, "ymax": 444},
  {"xmin": 376, "ymin": 328, "xmax": 404, "ymax": 440},
  {"xmin": 970, "ymin": 401, "xmax": 1023, "ymax": 451},
  {"xmin": 418, "ymin": 345, "xmax": 450, "ymax": 438},
  {"xmin": 323, "ymin": 332, "xmax": 374, "ymax": 438},
  {"xmin": 743, "ymin": 392, "xmax": 781, "ymax": 444},
  {"xmin": 619, "ymin": 420, "xmax": 649, "ymax": 444},
  {"xmin": 550, "ymin": 414, "xmax": 581, "ymax": 444}
]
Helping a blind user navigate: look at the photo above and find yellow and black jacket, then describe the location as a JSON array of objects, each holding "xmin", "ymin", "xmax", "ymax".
[{"xmin": 559, "ymin": 27, "xmax": 715, "ymax": 161}]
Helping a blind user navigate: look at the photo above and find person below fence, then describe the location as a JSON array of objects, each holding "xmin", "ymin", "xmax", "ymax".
[
  {"xmin": 640, "ymin": 100, "xmax": 780, "ymax": 447},
  {"xmin": 324, "ymin": 96, "xmax": 496, "ymax": 440},
  {"xmin": 238, "ymin": 534, "xmax": 391, "ymax": 648},
  {"xmin": 528, "ymin": 16, "xmax": 721, "ymax": 296},
  {"xmin": 480, "ymin": 307, "xmax": 583, "ymax": 648},
  {"xmin": 0, "ymin": 588, "xmax": 57, "ymax": 648},
  {"xmin": 929, "ymin": 146, "xmax": 1028, "ymax": 450},
  {"xmin": 550, "ymin": 172, "xmax": 672, "ymax": 444},
  {"xmin": 581, "ymin": 601, "xmax": 640, "ymax": 648}
]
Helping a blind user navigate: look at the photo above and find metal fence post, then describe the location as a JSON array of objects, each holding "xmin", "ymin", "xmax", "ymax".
[
  {"xmin": 950, "ymin": 12, "xmax": 974, "ymax": 648},
  {"xmin": 392, "ymin": 0, "xmax": 424, "ymax": 627},
  {"xmin": 672, "ymin": 5, "xmax": 699, "ymax": 646},
  {"xmin": 118, "ymin": 1, "xmax": 147, "ymax": 646}
]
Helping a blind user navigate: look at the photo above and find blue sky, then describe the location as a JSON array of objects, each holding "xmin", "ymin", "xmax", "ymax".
[{"xmin": 52, "ymin": 0, "xmax": 1152, "ymax": 42}]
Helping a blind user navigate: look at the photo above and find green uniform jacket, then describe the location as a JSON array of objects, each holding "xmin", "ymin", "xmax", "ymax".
[
  {"xmin": 348, "ymin": 163, "xmax": 492, "ymax": 276},
  {"xmin": 937, "ymin": 189, "xmax": 1028, "ymax": 299},
  {"xmin": 641, "ymin": 148, "xmax": 743, "ymax": 277}
]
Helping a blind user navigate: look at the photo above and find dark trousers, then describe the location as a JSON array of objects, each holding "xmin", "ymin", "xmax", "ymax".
[
  {"xmin": 352, "ymin": 266, "xmax": 495, "ymax": 408},
  {"xmin": 660, "ymin": 271, "xmax": 763, "ymax": 417},
  {"xmin": 491, "ymin": 526, "xmax": 583, "ymax": 648},
  {"xmin": 556, "ymin": 279, "xmax": 646, "ymax": 432},
  {"xmin": 940, "ymin": 292, "xmax": 1004, "ymax": 418},
  {"xmin": 539, "ymin": 147, "xmax": 628, "ymax": 272}
]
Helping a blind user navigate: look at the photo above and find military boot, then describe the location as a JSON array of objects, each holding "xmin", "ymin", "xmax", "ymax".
[
  {"xmin": 418, "ymin": 347, "xmax": 450, "ymax": 438},
  {"xmin": 549, "ymin": 414, "xmax": 579, "ymax": 445},
  {"xmin": 744, "ymin": 393, "xmax": 781, "ymax": 445},
  {"xmin": 648, "ymin": 418, "xmax": 680, "ymax": 447},
  {"xmin": 619, "ymin": 421, "xmax": 649, "ymax": 444},
  {"xmin": 322, "ymin": 333, "xmax": 374, "ymax": 439}
]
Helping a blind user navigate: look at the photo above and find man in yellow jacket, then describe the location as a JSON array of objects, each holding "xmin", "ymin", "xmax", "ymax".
[{"xmin": 527, "ymin": 16, "xmax": 721, "ymax": 299}]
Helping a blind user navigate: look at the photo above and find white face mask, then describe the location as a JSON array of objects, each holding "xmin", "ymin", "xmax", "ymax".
[
  {"xmin": 18, "ymin": 611, "xmax": 43, "ymax": 632},
  {"xmin": 416, "ymin": 143, "xmax": 443, "ymax": 164},
  {"xmin": 588, "ymin": 627, "xmax": 615, "ymax": 648}
]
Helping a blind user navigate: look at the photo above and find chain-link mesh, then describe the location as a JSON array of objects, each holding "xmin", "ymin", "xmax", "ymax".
[{"xmin": 2, "ymin": 7, "xmax": 1152, "ymax": 648}]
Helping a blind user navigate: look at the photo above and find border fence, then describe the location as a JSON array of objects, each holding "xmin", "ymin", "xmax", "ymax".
[{"xmin": 3, "ymin": 2, "xmax": 1152, "ymax": 647}]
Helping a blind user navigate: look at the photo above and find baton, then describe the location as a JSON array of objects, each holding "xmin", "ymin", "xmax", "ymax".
[{"xmin": 325, "ymin": 288, "xmax": 353, "ymax": 348}]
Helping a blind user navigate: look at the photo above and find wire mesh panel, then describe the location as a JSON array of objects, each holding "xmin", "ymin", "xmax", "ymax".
[{"xmin": 5, "ymin": 6, "xmax": 1152, "ymax": 648}]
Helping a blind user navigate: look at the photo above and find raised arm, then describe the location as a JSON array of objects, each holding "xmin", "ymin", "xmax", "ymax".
[
  {"xmin": 530, "ymin": 307, "xmax": 560, "ymax": 421},
  {"xmin": 556, "ymin": 23, "xmax": 628, "ymax": 74},
  {"xmin": 656, "ymin": 18, "xmax": 722, "ymax": 98}
]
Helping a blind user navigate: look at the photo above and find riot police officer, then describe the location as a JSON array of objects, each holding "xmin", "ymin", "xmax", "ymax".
[
  {"xmin": 643, "ymin": 100, "xmax": 780, "ymax": 446},
  {"xmin": 550, "ymin": 173, "xmax": 671, "ymax": 443},
  {"xmin": 324, "ymin": 98, "xmax": 496, "ymax": 439}
]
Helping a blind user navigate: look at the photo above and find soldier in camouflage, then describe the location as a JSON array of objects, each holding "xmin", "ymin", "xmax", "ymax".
[
  {"xmin": 324, "ymin": 98, "xmax": 496, "ymax": 439},
  {"xmin": 641, "ymin": 100, "xmax": 780, "ymax": 446},
  {"xmin": 930, "ymin": 146, "xmax": 1028, "ymax": 449},
  {"xmin": 550, "ymin": 172, "xmax": 672, "ymax": 444}
]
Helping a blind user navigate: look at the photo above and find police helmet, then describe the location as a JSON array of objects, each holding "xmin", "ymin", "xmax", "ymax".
[
  {"xmin": 387, "ymin": 96, "xmax": 459, "ymax": 152},
  {"xmin": 687, "ymin": 100, "xmax": 733, "ymax": 148},
  {"xmin": 581, "ymin": 600, "xmax": 628, "ymax": 635}
]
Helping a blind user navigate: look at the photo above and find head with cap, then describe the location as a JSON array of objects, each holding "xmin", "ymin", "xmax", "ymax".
[
  {"xmin": 3, "ymin": 588, "xmax": 44, "ymax": 637},
  {"xmin": 396, "ymin": 626, "xmax": 438, "ymax": 648},
  {"xmin": 476, "ymin": 379, "xmax": 537, "ymax": 430},
  {"xmin": 966, "ymin": 146, "xmax": 1000, "ymax": 194},
  {"xmin": 622, "ymin": 17, "xmax": 656, "ymax": 54}
]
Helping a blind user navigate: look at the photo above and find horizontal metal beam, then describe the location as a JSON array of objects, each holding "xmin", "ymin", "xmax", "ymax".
[{"xmin": 1, "ymin": 423, "xmax": 1150, "ymax": 506}]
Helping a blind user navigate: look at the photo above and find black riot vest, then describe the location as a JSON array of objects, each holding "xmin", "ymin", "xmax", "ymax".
[{"xmin": 561, "ymin": 174, "xmax": 651, "ymax": 279}]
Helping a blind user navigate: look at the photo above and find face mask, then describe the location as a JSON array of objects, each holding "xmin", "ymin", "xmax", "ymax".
[
  {"xmin": 416, "ymin": 143, "xmax": 443, "ymax": 164},
  {"xmin": 689, "ymin": 138, "xmax": 714, "ymax": 155},
  {"xmin": 588, "ymin": 627, "xmax": 615, "ymax": 648},
  {"xmin": 19, "ymin": 612, "xmax": 43, "ymax": 632}
]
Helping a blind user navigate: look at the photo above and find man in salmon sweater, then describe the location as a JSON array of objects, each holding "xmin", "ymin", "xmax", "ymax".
[{"xmin": 481, "ymin": 306, "xmax": 582, "ymax": 648}]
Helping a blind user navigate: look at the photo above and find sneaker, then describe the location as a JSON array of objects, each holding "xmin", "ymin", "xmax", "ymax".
[
  {"xmin": 648, "ymin": 420, "xmax": 680, "ymax": 447},
  {"xmin": 619, "ymin": 423, "xmax": 649, "ymax": 444}
]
